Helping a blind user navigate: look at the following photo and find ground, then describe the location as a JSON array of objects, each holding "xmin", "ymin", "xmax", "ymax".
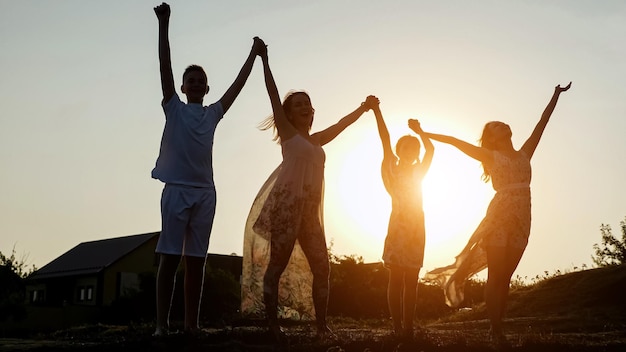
[
  {"xmin": 4, "ymin": 266, "xmax": 626, "ymax": 351},
  {"xmin": 2, "ymin": 316, "xmax": 625, "ymax": 352}
]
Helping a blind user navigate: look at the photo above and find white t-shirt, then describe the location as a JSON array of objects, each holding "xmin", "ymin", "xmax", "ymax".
[{"xmin": 151, "ymin": 93, "xmax": 224, "ymax": 188}]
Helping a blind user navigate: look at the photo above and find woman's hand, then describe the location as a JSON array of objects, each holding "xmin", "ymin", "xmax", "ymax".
[{"xmin": 555, "ymin": 81, "xmax": 572, "ymax": 93}]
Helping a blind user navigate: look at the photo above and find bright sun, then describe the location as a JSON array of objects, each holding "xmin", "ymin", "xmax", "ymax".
[{"xmin": 323, "ymin": 122, "xmax": 494, "ymax": 269}]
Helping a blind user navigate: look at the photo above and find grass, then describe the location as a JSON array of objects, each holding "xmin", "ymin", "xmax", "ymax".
[{"xmin": 2, "ymin": 265, "xmax": 626, "ymax": 351}]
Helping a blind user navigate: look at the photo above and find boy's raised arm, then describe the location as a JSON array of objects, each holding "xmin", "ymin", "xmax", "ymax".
[
  {"xmin": 219, "ymin": 37, "xmax": 264, "ymax": 114},
  {"xmin": 154, "ymin": 3, "xmax": 175, "ymax": 105}
]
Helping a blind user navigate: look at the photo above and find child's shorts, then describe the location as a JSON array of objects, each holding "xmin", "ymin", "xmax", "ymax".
[{"xmin": 156, "ymin": 184, "xmax": 217, "ymax": 257}]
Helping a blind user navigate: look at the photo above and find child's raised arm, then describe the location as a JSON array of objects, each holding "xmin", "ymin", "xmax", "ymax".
[
  {"xmin": 219, "ymin": 37, "xmax": 265, "ymax": 114},
  {"xmin": 372, "ymin": 99, "xmax": 394, "ymax": 161},
  {"xmin": 409, "ymin": 119, "xmax": 434, "ymax": 173},
  {"xmin": 154, "ymin": 2, "xmax": 175, "ymax": 105}
]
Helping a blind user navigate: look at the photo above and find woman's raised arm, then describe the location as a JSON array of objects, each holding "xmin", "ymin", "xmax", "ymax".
[
  {"xmin": 259, "ymin": 42, "xmax": 298, "ymax": 142},
  {"xmin": 521, "ymin": 82, "xmax": 572, "ymax": 159},
  {"xmin": 424, "ymin": 131, "xmax": 492, "ymax": 164},
  {"xmin": 313, "ymin": 95, "xmax": 377, "ymax": 146}
]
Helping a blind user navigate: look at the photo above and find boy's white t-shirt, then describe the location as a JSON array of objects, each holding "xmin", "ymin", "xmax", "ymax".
[{"xmin": 151, "ymin": 93, "xmax": 224, "ymax": 188}]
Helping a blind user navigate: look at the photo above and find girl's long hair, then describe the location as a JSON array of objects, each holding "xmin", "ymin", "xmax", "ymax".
[{"xmin": 258, "ymin": 90, "xmax": 314, "ymax": 143}]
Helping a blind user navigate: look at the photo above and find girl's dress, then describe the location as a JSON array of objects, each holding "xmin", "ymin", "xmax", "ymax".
[
  {"xmin": 381, "ymin": 160, "xmax": 426, "ymax": 270},
  {"xmin": 241, "ymin": 134, "xmax": 325, "ymax": 320},
  {"xmin": 424, "ymin": 150, "xmax": 532, "ymax": 307}
]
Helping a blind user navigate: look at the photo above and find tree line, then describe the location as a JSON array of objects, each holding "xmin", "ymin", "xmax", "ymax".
[{"xmin": 1, "ymin": 216, "xmax": 625, "ymax": 329}]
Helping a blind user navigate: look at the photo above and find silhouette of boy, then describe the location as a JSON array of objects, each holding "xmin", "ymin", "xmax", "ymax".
[{"xmin": 152, "ymin": 2, "xmax": 264, "ymax": 335}]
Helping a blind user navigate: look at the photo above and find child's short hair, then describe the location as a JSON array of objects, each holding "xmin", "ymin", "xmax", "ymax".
[{"xmin": 182, "ymin": 65, "xmax": 207, "ymax": 82}]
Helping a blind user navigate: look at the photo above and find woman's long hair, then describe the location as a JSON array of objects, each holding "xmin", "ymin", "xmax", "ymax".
[
  {"xmin": 258, "ymin": 90, "xmax": 314, "ymax": 143},
  {"xmin": 478, "ymin": 121, "xmax": 499, "ymax": 182}
]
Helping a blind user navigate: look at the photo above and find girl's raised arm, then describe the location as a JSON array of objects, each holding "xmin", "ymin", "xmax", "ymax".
[
  {"xmin": 521, "ymin": 82, "xmax": 571, "ymax": 159},
  {"xmin": 372, "ymin": 99, "xmax": 395, "ymax": 161},
  {"xmin": 409, "ymin": 119, "xmax": 434, "ymax": 173}
]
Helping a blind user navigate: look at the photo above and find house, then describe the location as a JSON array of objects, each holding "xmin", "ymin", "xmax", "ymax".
[
  {"xmin": 21, "ymin": 232, "xmax": 242, "ymax": 329},
  {"xmin": 26, "ymin": 232, "xmax": 161, "ymax": 308}
]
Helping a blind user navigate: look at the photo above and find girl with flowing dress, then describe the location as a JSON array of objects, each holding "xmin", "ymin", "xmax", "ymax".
[
  {"xmin": 423, "ymin": 82, "xmax": 571, "ymax": 344},
  {"xmin": 372, "ymin": 100, "xmax": 434, "ymax": 340},
  {"xmin": 241, "ymin": 42, "xmax": 378, "ymax": 341}
]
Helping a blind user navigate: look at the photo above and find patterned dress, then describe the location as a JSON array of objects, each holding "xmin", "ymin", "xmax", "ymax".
[
  {"xmin": 241, "ymin": 134, "xmax": 326, "ymax": 320},
  {"xmin": 424, "ymin": 150, "xmax": 532, "ymax": 307},
  {"xmin": 381, "ymin": 159, "xmax": 426, "ymax": 270}
]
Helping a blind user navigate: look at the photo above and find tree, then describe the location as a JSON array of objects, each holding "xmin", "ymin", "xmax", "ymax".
[
  {"xmin": 0, "ymin": 247, "xmax": 36, "ymax": 322},
  {"xmin": 592, "ymin": 216, "xmax": 626, "ymax": 267},
  {"xmin": 0, "ymin": 247, "xmax": 36, "ymax": 279}
]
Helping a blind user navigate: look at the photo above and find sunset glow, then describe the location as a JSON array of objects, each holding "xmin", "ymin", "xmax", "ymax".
[{"xmin": 324, "ymin": 120, "xmax": 494, "ymax": 268}]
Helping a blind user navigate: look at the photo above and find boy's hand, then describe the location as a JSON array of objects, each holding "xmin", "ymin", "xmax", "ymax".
[
  {"xmin": 154, "ymin": 2, "xmax": 170, "ymax": 20},
  {"xmin": 253, "ymin": 36, "xmax": 267, "ymax": 58}
]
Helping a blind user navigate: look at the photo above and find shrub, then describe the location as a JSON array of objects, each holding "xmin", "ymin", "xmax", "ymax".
[{"xmin": 592, "ymin": 216, "xmax": 626, "ymax": 267}]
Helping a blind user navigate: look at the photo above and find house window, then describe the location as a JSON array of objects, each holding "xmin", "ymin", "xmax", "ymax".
[
  {"xmin": 31, "ymin": 289, "xmax": 45, "ymax": 303},
  {"xmin": 77, "ymin": 285, "xmax": 94, "ymax": 302}
]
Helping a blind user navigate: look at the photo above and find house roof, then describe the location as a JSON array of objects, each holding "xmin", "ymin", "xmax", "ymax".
[{"xmin": 29, "ymin": 232, "xmax": 159, "ymax": 280}]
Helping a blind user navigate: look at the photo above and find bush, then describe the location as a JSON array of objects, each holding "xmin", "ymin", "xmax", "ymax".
[
  {"xmin": 592, "ymin": 216, "xmax": 626, "ymax": 267},
  {"xmin": 328, "ymin": 255, "xmax": 388, "ymax": 319}
]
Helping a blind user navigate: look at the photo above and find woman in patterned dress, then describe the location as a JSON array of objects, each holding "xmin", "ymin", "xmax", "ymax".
[
  {"xmin": 242, "ymin": 42, "xmax": 378, "ymax": 341},
  {"xmin": 371, "ymin": 100, "xmax": 434, "ymax": 339},
  {"xmin": 423, "ymin": 82, "xmax": 571, "ymax": 343}
]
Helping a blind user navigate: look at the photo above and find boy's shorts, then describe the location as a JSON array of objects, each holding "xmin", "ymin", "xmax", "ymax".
[{"xmin": 156, "ymin": 184, "xmax": 217, "ymax": 258}]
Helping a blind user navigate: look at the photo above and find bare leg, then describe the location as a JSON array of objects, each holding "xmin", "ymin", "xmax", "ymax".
[
  {"xmin": 263, "ymin": 232, "xmax": 296, "ymax": 341},
  {"xmin": 295, "ymin": 202, "xmax": 337, "ymax": 339},
  {"xmin": 155, "ymin": 254, "xmax": 181, "ymax": 335},
  {"xmin": 499, "ymin": 246, "xmax": 525, "ymax": 323},
  {"xmin": 387, "ymin": 268, "xmax": 404, "ymax": 335},
  {"xmin": 485, "ymin": 246, "xmax": 506, "ymax": 337},
  {"xmin": 263, "ymin": 256, "xmax": 290, "ymax": 325},
  {"xmin": 183, "ymin": 255, "xmax": 206, "ymax": 332},
  {"xmin": 298, "ymin": 223, "xmax": 332, "ymax": 338},
  {"xmin": 402, "ymin": 268, "xmax": 420, "ymax": 338},
  {"xmin": 485, "ymin": 245, "xmax": 524, "ymax": 339},
  {"xmin": 309, "ymin": 255, "xmax": 330, "ymax": 336}
]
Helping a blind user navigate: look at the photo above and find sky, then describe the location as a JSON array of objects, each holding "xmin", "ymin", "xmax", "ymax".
[{"xmin": 1, "ymin": 0, "xmax": 625, "ymax": 282}]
